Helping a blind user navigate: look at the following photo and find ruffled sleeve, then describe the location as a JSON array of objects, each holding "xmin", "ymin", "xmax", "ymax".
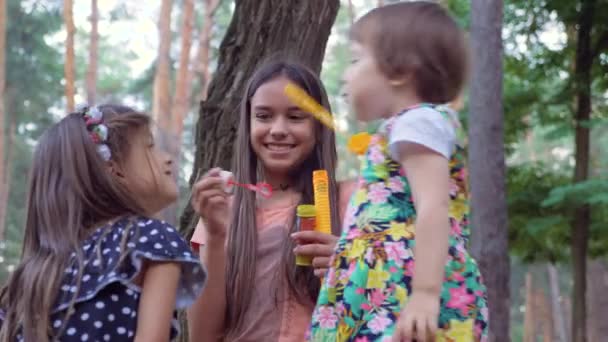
[{"xmin": 53, "ymin": 217, "xmax": 206, "ymax": 313}]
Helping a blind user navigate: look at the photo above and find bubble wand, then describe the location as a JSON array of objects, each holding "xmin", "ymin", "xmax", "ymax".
[{"xmin": 218, "ymin": 170, "xmax": 273, "ymax": 198}]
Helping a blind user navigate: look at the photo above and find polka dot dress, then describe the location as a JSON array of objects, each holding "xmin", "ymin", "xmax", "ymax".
[{"xmin": 4, "ymin": 217, "xmax": 206, "ymax": 341}]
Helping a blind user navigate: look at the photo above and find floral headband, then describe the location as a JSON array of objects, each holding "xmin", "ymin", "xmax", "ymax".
[{"xmin": 78, "ymin": 105, "xmax": 111, "ymax": 161}]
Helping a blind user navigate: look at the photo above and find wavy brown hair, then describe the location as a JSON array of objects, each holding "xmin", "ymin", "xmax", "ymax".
[
  {"xmin": 224, "ymin": 61, "xmax": 341, "ymax": 340},
  {"xmin": 0, "ymin": 105, "xmax": 150, "ymax": 341},
  {"xmin": 351, "ymin": 1, "xmax": 468, "ymax": 104}
]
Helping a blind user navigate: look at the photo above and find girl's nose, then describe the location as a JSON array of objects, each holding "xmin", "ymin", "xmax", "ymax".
[{"xmin": 269, "ymin": 117, "xmax": 288, "ymax": 139}]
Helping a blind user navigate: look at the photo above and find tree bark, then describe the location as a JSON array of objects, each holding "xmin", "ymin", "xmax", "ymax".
[
  {"xmin": 469, "ymin": 0, "xmax": 510, "ymax": 340},
  {"xmin": 152, "ymin": 0, "xmax": 173, "ymax": 130},
  {"xmin": 347, "ymin": 0, "xmax": 356, "ymax": 25},
  {"xmin": 0, "ymin": 0, "xmax": 6, "ymax": 240},
  {"xmin": 86, "ymin": 0, "xmax": 98, "ymax": 104},
  {"xmin": 0, "ymin": 119, "xmax": 14, "ymax": 240},
  {"xmin": 537, "ymin": 287, "xmax": 554, "ymax": 342},
  {"xmin": 571, "ymin": 1, "xmax": 595, "ymax": 341},
  {"xmin": 196, "ymin": 0, "xmax": 220, "ymax": 102},
  {"xmin": 179, "ymin": 0, "xmax": 340, "ymax": 236},
  {"xmin": 171, "ymin": 0, "xmax": 195, "ymax": 160},
  {"xmin": 152, "ymin": 0, "xmax": 175, "ymax": 224},
  {"xmin": 548, "ymin": 263, "xmax": 568, "ymax": 342},
  {"xmin": 587, "ymin": 259, "xmax": 608, "ymax": 342},
  {"xmin": 63, "ymin": 0, "xmax": 75, "ymax": 112},
  {"xmin": 523, "ymin": 272, "xmax": 536, "ymax": 342}
]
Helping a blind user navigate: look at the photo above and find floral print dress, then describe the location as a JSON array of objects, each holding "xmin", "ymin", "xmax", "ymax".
[{"xmin": 309, "ymin": 105, "xmax": 488, "ymax": 341}]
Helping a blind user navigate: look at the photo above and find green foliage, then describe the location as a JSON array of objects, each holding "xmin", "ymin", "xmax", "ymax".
[
  {"xmin": 507, "ymin": 164, "xmax": 571, "ymax": 263},
  {"xmin": 5, "ymin": 1, "xmax": 63, "ymax": 135}
]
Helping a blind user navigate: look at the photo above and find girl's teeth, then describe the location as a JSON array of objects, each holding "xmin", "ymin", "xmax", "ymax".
[{"xmin": 267, "ymin": 144, "xmax": 292, "ymax": 151}]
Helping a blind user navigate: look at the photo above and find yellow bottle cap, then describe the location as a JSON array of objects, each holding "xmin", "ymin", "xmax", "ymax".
[
  {"xmin": 297, "ymin": 204, "xmax": 316, "ymax": 217},
  {"xmin": 313, "ymin": 170, "xmax": 328, "ymax": 182}
]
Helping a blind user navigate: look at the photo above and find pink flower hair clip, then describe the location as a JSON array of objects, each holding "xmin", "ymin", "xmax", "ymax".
[{"xmin": 79, "ymin": 105, "xmax": 112, "ymax": 161}]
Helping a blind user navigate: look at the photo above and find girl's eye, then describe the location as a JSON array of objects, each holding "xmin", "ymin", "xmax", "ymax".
[
  {"xmin": 255, "ymin": 112, "xmax": 271, "ymax": 120},
  {"xmin": 289, "ymin": 112, "xmax": 307, "ymax": 121}
]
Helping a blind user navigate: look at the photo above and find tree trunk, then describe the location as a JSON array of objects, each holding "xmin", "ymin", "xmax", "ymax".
[
  {"xmin": 537, "ymin": 287, "xmax": 554, "ymax": 342},
  {"xmin": 469, "ymin": 1, "xmax": 509, "ymax": 341},
  {"xmin": 587, "ymin": 259, "xmax": 608, "ymax": 342},
  {"xmin": 86, "ymin": 0, "xmax": 98, "ymax": 104},
  {"xmin": 171, "ymin": 0, "xmax": 195, "ymax": 162},
  {"xmin": 0, "ymin": 0, "xmax": 6, "ymax": 240},
  {"xmin": 196, "ymin": 0, "xmax": 220, "ymax": 102},
  {"xmin": 523, "ymin": 272, "xmax": 536, "ymax": 342},
  {"xmin": 63, "ymin": 0, "xmax": 76, "ymax": 112},
  {"xmin": 152, "ymin": 0, "xmax": 173, "ymax": 131},
  {"xmin": 377, "ymin": 0, "xmax": 384, "ymax": 7},
  {"xmin": 347, "ymin": 0, "xmax": 356, "ymax": 25},
  {"xmin": 548, "ymin": 263, "xmax": 568, "ymax": 342},
  {"xmin": 571, "ymin": 1, "xmax": 595, "ymax": 341},
  {"xmin": 0, "ymin": 119, "xmax": 14, "ymax": 240},
  {"xmin": 179, "ymin": 0, "xmax": 340, "ymax": 235},
  {"xmin": 152, "ymin": 0, "xmax": 174, "ymax": 224}
]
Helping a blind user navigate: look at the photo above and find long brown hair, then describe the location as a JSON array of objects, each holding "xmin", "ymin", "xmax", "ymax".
[
  {"xmin": 224, "ymin": 61, "xmax": 341, "ymax": 339},
  {"xmin": 0, "ymin": 105, "xmax": 150, "ymax": 341}
]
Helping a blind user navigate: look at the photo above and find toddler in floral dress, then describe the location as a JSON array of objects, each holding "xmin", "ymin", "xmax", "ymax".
[{"xmin": 309, "ymin": 2, "xmax": 488, "ymax": 341}]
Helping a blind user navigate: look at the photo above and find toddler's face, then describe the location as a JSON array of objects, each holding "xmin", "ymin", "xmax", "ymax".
[
  {"xmin": 343, "ymin": 41, "xmax": 395, "ymax": 122},
  {"xmin": 119, "ymin": 128, "xmax": 178, "ymax": 215}
]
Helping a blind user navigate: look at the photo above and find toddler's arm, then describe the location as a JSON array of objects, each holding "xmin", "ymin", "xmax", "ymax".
[{"xmin": 398, "ymin": 143, "xmax": 450, "ymax": 295}]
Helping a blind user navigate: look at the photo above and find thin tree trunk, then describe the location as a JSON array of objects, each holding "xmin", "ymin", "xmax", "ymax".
[
  {"xmin": 571, "ymin": 1, "xmax": 595, "ymax": 341},
  {"xmin": 548, "ymin": 263, "xmax": 568, "ymax": 342},
  {"xmin": 180, "ymin": 0, "xmax": 340, "ymax": 236},
  {"xmin": 86, "ymin": 0, "xmax": 98, "ymax": 104},
  {"xmin": 171, "ymin": 0, "xmax": 195, "ymax": 162},
  {"xmin": 0, "ymin": 0, "xmax": 6, "ymax": 240},
  {"xmin": 196, "ymin": 0, "xmax": 220, "ymax": 102},
  {"xmin": 152, "ymin": 0, "xmax": 174, "ymax": 225},
  {"xmin": 587, "ymin": 260, "xmax": 608, "ymax": 342},
  {"xmin": 63, "ymin": 0, "xmax": 76, "ymax": 112},
  {"xmin": 469, "ymin": 0, "xmax": 510, "ymax": 340},
  {"xmin": 347, "ymin": 0, "xmax": 356, "ymax": 25},
  {"xmin": 0, "ymin": 119, "xmax": 14, "ymax": 240},
  {"xmin": 152, "ymin": 0, "xmax": 173, "ymax": 130},
  {"xmin": 524, "ymin": 272, "xmax": 536, "ymax": 342},
  {"xmin": 537, "ymin": 287, "xmax": 554, "ymax": 342}
]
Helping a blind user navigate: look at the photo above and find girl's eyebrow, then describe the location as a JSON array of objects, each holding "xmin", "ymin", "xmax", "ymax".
[{"xmin": 252, "ymin": 105, "xmax": 273, "ymax": 111}]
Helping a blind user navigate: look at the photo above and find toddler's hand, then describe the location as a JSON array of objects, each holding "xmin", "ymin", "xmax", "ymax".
[
  {"xmin": 393, "ymin": 290, "xmax": 440, "ymax": 342},
  {"xmin": 291, "ymin": 231, "xmax": 338, "ymax": 277},
  {"xmin": 191, "ymin": 168, "xmax": 230, "ymax": 239}
]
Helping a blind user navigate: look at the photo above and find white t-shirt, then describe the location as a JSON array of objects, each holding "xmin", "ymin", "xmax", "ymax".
[{"xmin": 387, "ymin": 106, "xmax": 457, "ymax": 161}]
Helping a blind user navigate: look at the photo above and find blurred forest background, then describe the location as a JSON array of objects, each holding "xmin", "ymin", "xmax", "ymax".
[{"xmin": 0, "ymin": 0, "xmax": 607, "ymax": 341}]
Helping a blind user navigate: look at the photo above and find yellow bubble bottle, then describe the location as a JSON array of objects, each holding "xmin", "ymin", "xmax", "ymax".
[{"xmin": 295, "ymin": 205, "xmax": 316, "ymax": 266}]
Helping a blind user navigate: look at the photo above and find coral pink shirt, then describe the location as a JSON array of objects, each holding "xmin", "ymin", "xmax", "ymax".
[{"xmin": 191, "ymin": 180, "xmax": 356, "ymax": 342}]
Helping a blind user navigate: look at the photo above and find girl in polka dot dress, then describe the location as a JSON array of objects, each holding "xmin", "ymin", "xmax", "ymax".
[{"xmin": 0, "ymin": 105, "xmax": 206, "ymax": 341}]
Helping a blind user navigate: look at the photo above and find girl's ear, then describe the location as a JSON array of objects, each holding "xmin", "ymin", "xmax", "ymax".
[
  {"xmin": 388, "ymin": 71, "xmax": 413, "ymax": 88},
  {"xmin": 107, "ymin": 160, "xmax": 126, "ymax": 179}
]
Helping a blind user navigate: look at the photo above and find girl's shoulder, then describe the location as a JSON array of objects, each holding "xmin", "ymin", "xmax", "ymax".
[{"xmin": 53, "ymin": 216, "xmax": 205, "ymax": 314}]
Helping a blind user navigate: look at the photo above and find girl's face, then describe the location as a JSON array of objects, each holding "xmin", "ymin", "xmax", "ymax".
[
  {"xmin": 249, "ymin": 76, "xmax": 316, "ymax": 181},
  {"xmin": 117, "ymin": 128, "xmax": 178, "ymax": 215},
  {"xmin": 344, "ymin": 41, "xmax": 395, "ymax": 121}
]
